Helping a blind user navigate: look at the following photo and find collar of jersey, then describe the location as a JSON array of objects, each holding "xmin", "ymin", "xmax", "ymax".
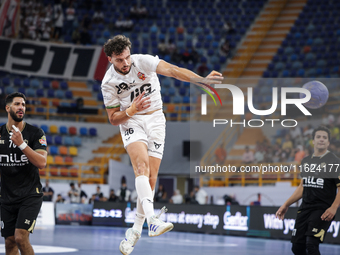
[
  {"xmin": 6, "ymin": 121, "xmax": 26, "ymax": 134},
  {"xmin": 312, "ymin": 150, "xmax": 329, "ymax": 158}
]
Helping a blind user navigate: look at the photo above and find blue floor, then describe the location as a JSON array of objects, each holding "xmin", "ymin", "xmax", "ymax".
[{"xmin": 0, "ymin": 225, "xmax": 339, "ymax": 254}]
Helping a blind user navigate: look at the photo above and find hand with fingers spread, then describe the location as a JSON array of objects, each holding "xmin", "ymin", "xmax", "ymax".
[
  {"xmin": 205, "ymin": 70, "xmax": 224, "ymax": 84},
  {"xmin": 193, "ymin": 70, "xmax": 224, "ymax": 94},
  {"xmin": 126, "ymin": 91, "xmax": 151, "ymax": 117}
]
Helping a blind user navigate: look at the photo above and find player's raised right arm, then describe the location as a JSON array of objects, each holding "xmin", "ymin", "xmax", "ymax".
[{"xmin": 156, "ymin": 60, "xmax": 223, "ymax": 92}]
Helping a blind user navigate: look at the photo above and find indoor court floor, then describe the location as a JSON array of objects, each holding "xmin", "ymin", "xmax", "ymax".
[{"xmin": 0, "ymin": 225, "xmax": 339, "ymax": 254}]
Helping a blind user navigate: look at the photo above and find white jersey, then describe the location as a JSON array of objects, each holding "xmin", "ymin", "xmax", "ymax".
[{"xmin": 101, "ymin": 54, "xmax": 162, "ymax": 114}]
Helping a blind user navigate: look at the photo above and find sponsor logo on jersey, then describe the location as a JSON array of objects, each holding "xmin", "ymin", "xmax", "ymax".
[
  {"xmin": 25, "ymin": 219, "xmax": 30, "ymax": 225},
  {"xmin": 0, "ymin": 140, "xmax": 4, "ymax": 144},
  {"xmin": 302, "ymin": 176, "xmax": 324, "ymax": 188},
  {"xmin": 320, "ymin": 162, "xmax": 326, "ymax": 168},
  {"xmin": 116, "ymin": 82, "xmax": 136, "ymax": 94},
  {"xmin": 154, "ymin": 142, "xmax": 162, "ymax": 150},
  {"xmin": 0, "ymin": 153, "xmax": 29, "ymax": 165},
  {"xmin": 39, "ymin": 135, "xmax": 47, "ymax": 146},
  {"xmin": 137, "ymin": 72, "xmax": 146, "ymax": 81}
]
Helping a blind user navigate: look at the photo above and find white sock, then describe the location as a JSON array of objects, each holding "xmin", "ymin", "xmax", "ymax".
[
  {"xmin": 132, "ymin": 189, "xmax": 155, "ymax": 233},
  {"xmin": 132, "ymin": 210, "xmax": 145, "ymax": 233},
  {"xmin": 135, "ymin": 175, "xmax": 154, "ymax": 219}
]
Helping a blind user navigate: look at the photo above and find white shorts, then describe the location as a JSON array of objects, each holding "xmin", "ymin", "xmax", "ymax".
[{"xmin": 120, "ymin": 110, "xmax": 166, "ymax": 159}]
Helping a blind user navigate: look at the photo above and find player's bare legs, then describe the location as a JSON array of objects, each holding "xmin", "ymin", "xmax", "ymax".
[
  {"xmin": 120, "ymin": 142, "xmax": 173, "ymax": 254},
  {"xmin": 131, "ymin": 155, "xmax": 161, "ymax": 234},
  {"xmin": 120, "ymin": 142, "xmax": 149, "ymax": 255},
  {"xmin": 5, "ymin": 229, "xmax": 34, "ymax": 255},
  {"xmin": 149, "ymin": 156, "xmax": 161, "ymax": 190},
  {"xmin": 5, "ymin": 236, "xmax": 19, "ymax": 255},
  {"xmin": 127, "ymin": 142, "xmax": 150, "ymax": 177},
  {"xmin": 14, "ymin": 229, "xmax": 34, "ymax": 255}
]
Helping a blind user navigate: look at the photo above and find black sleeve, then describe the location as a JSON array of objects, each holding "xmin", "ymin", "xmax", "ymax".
[
  {"xmin": 31, "ymin": 128, "xmax": 47, "ymax": 151},
  {"xmin": 333, "ymin": 157, "xmax": 340, "ymax": 186}
]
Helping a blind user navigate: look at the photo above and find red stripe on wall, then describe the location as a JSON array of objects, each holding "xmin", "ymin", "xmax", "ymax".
[
  {"xmin": 94, "ymin": 48, "xmax": 109, "ymax": 81},
  {"xmin": 0, "ymin": 0, "xmax": 11, "ymax": 36},
  {"xmin": 11, "ymin": 0, "xmax": 19, "ymax": 36}
]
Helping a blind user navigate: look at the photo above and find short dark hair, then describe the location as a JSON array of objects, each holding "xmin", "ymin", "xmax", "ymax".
[
  {"xmin": 5, "ymin": 92, "xmax": 26, "ymax": 105},
  {"xmin": 70, "ymin": 182, "xmax": 75, "ymax": 186},
  {"xmin": 103, "ymin": 35, "xmax": 132, "ymax": 57},
  {"xmin": 312, "ymin": 126, "xmax": 331, "ymax": 140}
]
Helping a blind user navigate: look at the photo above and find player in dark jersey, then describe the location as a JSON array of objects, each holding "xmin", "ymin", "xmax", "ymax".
[
  {"xmin": 0, "ymin": 92, "xmax": 47, "ymax": 255},
  {"xmin": 276, "ymin": 126, "xmax": 340, "ymax": 255}
]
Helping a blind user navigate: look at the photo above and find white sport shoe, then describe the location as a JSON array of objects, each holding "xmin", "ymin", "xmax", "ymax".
[
  {"xmin": 148, "ymin": 206, "xmax": 174, "ymax": 237},
  {"xmin": 119, "ymin": 228, "xmax": 141, "ymax": 255}
]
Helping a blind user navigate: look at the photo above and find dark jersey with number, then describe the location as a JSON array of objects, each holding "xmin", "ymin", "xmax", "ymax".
[
  {"xmin": 300, "ymin": 151, "xmax": 340, "ymax": 210},
  {"xmin": 0, "ymin": 122, "xmax": 47, "ymax": 204}
]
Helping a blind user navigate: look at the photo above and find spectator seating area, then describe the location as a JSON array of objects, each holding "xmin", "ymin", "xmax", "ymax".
[
  {"xmin": 2, "ymin": 77, "xmax": 103, "ymax": 107},
  {"xmin": 6, "ymin": 0, "xmax": 340, "ymax": 122},
  {"xmin": 2, "ymin": 0, "xmax": 272, "ymax": 121},
  {"xmin": 251, "ymin": 77, "xmax": 340, "ymax": 114},
  {"xmin": 2, "ymin": 0, "xmax": 340, "ymax": 126},
  {"xmin": 13, "ymin": 0, "xmax": 268, "ymax": 110},
  {"xmin": 0, "ymin": 74, "xmax": 192, "ymax": 121},
  {"xmin": 50, "ymin": 0, "xmax": 267, "ymax": 69},
  {"xmin": 0, "ymin": 76, "xmax": 110, "ymax": 122},
  {"xmin": 33, "ymin": 124, "xmax": 98, "ymax": 178},
  {"xmin": 263, "ymin": 0, "xmax": 340, "ymax": 78}
]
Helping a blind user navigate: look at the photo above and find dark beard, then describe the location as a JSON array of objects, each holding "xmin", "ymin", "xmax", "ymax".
[
  {"xmin": 10, "ymin": 109, "xmax": 24, "ymax": 122},
  {"xmin": 114, "ymin": 65, "xmax": 131, "ymax": 75}
]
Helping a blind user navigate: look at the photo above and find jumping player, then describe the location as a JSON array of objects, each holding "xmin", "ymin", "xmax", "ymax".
[
  {"xmin": 101, "ymin": 35, "xmax": 223, "ymax": 255},
  {"xmin": 0, "ymin": 92, "xmax": 48, "ymax": 254},
  {"xmin": 276, "ymin": 126, "xmax": 340, "ymax": 255}
]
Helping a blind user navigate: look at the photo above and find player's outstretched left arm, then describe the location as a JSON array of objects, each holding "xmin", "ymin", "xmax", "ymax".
[
  {"xmin": 156, "ymin": 60, "xmax": 223, "ymax": 93},
  {"xmin": 276, "ymin": 180, "xmax": 304, "ymax": 220},
  {"xmin": 10, "ymin": 126, "xmax": 47, "ymax": 169},
  {"xmin": 321, "ymin": 186, "xmax": 340, "ymax": 221}
]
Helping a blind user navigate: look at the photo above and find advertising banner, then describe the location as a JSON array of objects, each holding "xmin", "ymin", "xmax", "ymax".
[
  {"xmin": 91, "ymin": 202, "xmax": 340, "ymax": 244},
  {"xmin": 0, "ymin": 37, "xmax": 108, "ymax": 80},
  {"xmin": 248, "ymin": 206, "xmax": 298, "ymax": 239},
  {"xmin": 249, "ymin": 206, "xmax": 340, "ymax": 244},
  {"xmin": 56, "ymin": 203, "xmax": 93, "ymax": 225}
]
